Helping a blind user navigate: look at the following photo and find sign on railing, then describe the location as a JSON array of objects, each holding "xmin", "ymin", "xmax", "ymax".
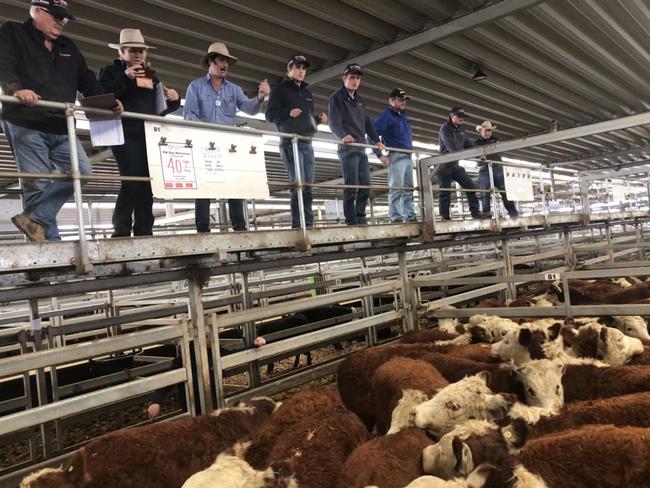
[
  {"xmin": 504, "ymin": 167, "xmax": 534, "ymax": 201},
  {"xmin": 144, "ymin": 122, "xmax": 270, "ymax": 200}
]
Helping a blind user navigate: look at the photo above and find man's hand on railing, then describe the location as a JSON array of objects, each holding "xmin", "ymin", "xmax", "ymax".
[
  {"xmin": 377, "ymin": 142, "xmax": 386, "ymax": 152},
  {"xmin": 342, "ymin": 135, "xmax": 356, "ymax": 143},
  {"xmin": 14, "ymin": 89, "xmax": 40, "ymax": 107},
  {"xmin": 113, "ymin": 99, "xmax": 124, "ymax": 115}
]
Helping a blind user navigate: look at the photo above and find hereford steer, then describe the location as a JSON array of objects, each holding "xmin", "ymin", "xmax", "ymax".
[{"xmin": 21, "ymin": 398, "xmax": 278, "ymax": 488}]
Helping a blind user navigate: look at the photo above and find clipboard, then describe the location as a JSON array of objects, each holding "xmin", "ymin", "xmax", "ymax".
[{"xmin": 80, "ymin": 93, "xmax": 118, "ymax": 121}]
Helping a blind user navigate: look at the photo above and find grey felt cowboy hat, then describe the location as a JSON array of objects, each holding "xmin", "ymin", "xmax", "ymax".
[
  {"xmin": 200, "ymin": 42, "xmax": 239, "ymax": 67},
  {"xmin": 108, "ymin": 29, "xmax": 156, "ymax": 50}
]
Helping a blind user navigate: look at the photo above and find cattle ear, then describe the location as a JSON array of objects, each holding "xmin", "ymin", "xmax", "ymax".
[
  {"xmin": 487, "ymin": 393, "xmax": 516, "ymax": 425},
  {"xmin": 452, "ymin": 437, "xmax": 474, "ymax": 476},
  {"xmin": 547, "ymin": 323, "xmax": 562, "ymax": 340},
  {"xmin": 518, "ymin": 328, "xmax": 532, "ymax": 346},
  {"xmin": 469, "ymin": 325, "xmax": 488, "ymax": 344},
  {"xmin": 599, "ymin": 327, "xmax": 609, "ymax": 342},
  {"xmin": 560, "ymin": 326, "xmax": 577, "ymax": 346},
  {"xmin": 476, "ymin": 371, "xmax": 491, "ymax": 385},
  {"xmin": 599, "ymin": 316, "xmax": 615, "ymax": 327},
  {"xmin": 467, "ymin": 463, "xmax": 496, "ymax": 488}
]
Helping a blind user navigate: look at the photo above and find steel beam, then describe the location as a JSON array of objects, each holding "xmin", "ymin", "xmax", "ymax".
[{"xmin": 307, "ymin": 0, "xmax": 543, "ymax": 85}]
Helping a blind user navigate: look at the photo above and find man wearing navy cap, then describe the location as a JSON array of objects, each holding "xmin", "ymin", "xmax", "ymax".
[
  {"xmin": 266, "ymin": 55, "xmax": 327, "ymax": 229},
  {"xmin": 374, "ymin": 88, "xmax": 416, "ymax": 223},
  {"xmin": 437, "ymin": 107, "xmax": 486, "ymax": 221},
  {"xmin": 328, "ymin": 64, "xmax": 385, "ymax": 225},
  {"xmin": 0, "ymin": 0, "xmax": 122, "ymax": 241}
]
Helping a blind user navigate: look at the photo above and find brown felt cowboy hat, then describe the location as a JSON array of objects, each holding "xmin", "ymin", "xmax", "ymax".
[
  {"xmin": 108, "ymin": 29, "xmax": 156, "ymax": 50},
  {"xmin": 200, "ymin": 42, "xmax": 239, "ymax": 68}
]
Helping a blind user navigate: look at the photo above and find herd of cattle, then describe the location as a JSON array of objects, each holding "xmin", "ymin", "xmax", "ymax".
[{"xmin": 19, "ymin": 276, "xmax": 650, "ymax": 487}]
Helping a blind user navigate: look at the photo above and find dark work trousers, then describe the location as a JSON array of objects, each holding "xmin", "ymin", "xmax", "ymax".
[
  {"xmin": 478, "ymin": 166, "xmax": 518, "ymax": 215},
  {"xmin": 280, "ymin": 140, "xmax": 315, "ymax": 228},
  {"xmin": 195, "ymin": 198, "xmax": 247, "ymax": 232},
  {"xmin": 111, "ymin": 130, "xmax": 154, "ymax": 237},
  {"xmin": 437, "ymin": 162, "xmax": 480, "ymax": 219},
  {"xmin": 338, "ymin": 146, "xmax": 370, "ymax": 225}
]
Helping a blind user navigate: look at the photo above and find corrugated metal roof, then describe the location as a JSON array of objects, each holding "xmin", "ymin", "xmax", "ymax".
[{"xmin": 1, "ymin": 0, "xmax": 649, "ymax": 174}]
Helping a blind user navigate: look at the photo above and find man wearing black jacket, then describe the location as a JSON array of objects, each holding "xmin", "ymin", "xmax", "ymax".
[
  {"xmin": 266, "ymin": 55, "xmax": 327, "ymax": 229},
  {"xmin": 0, "ymin": 0, "xmax": 122, "ymax": 241},
  {"xmin": 99, "ymin": 29, "xmax": 180, "ymax": 237},
  {"xmin": 328, "ymin": 64, "xmax": 385, "ymax": 226},
  {"xmin": 437, "ymin": 107, "xmax": 485, "ymax": 221}
]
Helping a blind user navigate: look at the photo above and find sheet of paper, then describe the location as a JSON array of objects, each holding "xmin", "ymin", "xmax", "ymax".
[
  {"xmin": 504, "ymin": 167, "xmax": 534, "ymax": 201},
  {"xmin": 202, "ymin": 145, "xmax": 225, "ymax": 182},
  {"xmin": 155, "ymin": 83, "xmax": 168, "ymax": 115},
  {"xmin": 89, "ymin": 118, "xmax": 124, "ymax": 147},
  {"xmin": 159, "ymin": 143, "xmax": 197, "ymax": 189}
]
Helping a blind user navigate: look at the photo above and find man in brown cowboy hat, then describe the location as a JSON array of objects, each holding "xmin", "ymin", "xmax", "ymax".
[
  {"xmin": 99, "ymin": 29, "xmax": 180, "ymax": 237},
  {"xmin": 184, "ymin": 42, "xmax": 270, "ymax": 232},
  {"xmin": 475, "ymin": 120, "xmax": 518, "ymax": 217},
  {"xmin": 0, "ymin": 0, "xmax": 123, "ymax": 241}
]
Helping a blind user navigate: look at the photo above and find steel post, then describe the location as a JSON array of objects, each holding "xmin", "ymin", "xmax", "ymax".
[
  {"xmin": 187, "ymin": 278, "xmax": 213, "ymax": 413},
  {"xmin": 398, "ymin": 252, "xmax": 416, "ymax": 332},
  {"xmin": 291, "ymin": 136, "xmax": 310, "ymax": 250},
  {"xmin": 65, "ymin": 105, "xmax": 92, "ymax": 274},
  {"xmin": 28, "ymin": 298, "xmax": 52, "ymax": 458}
]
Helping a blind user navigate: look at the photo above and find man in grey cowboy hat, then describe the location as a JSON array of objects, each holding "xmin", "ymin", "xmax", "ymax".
[
  {"xmin": 99, "ymin": 29, "xmax": 181, "ymax": 237},
  {"xmin": 184, "ymin": 42, "xmax": 270, "ymax": 232},
  {"xmin": 475, "ymin": 120, "xmax": 518, "ymax": 217},
  {"xmin": 0, "ymin": 0, "xmax": 123, "ymax": 241}
]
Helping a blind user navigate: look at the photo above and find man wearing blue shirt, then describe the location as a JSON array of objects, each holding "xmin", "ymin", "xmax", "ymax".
[
  {"xmin": 374, "ymin": 88, "xmax": 416, "ymax": 223},
  {"xmin": 328, "ymin": 64, "xmax": 384, "ymax": 226},
  {"xmin": 183, "ymin": 42, "xmax": 270, "ymax": 232}
]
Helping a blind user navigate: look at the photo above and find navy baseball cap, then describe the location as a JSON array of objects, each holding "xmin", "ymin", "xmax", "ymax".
[
  {"xmin": 31, "ymin": 0, "xmax": 75, "ymax": 20},
  {"xmin": 343, "ymin": 64, "xmax": 363, "ymax": 76},
  {"xmin": 390, "ymin": 87, "xmax": 411, "ymax": 100},
  {"xmin": 449, "ymin": 107, "xmax": 465, "ymax": 117},
  {"xmin": 288, "ymin": 55, "xmax": 310, "ymax": 68}
]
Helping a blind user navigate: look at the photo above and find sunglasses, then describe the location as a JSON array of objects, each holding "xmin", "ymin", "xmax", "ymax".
[{"xmin": 39, "ymin": 7, "xmax": 70, "ymax": 25}]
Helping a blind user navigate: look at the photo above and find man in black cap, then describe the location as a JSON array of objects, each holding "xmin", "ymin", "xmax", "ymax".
[
  {"xmin": 266, "ymin": 55, "xmax": 328, "ymax": 229},
  {"xmin": 0, "ymin": 0, "xmax": 122, "ymax": 241},
  {"xmin": 437, "ymin": 107, "xmax": 485, "ymax": 221},
  {"xmin": 328, "ymin": 64, "xmax": 385, "ymax": 225}
]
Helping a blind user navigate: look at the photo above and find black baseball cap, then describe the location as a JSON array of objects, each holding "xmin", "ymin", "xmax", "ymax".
[
  {"xmin": 449, "ymin": 107, "xmax": 465, "ymax": 117},
  {"xmin": 343, "ymin": 64, "xmax": 363, "ymax": 76},
  {"xmin": 390, "ymin": 87, "xmax": 411, "ymax": 100},
  {"xmin": 288, "ymin": 55, "xmax": 310, "ymax": 68},
  {"xmin": 31, "ymin": 0, "xmax": 75, "ymax": 20}
]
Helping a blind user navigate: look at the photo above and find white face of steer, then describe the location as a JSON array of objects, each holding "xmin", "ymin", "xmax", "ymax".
[
  {"xmin": 491, "ymin": 324, "xmax": 563, "ymax": 365},
  {"xmin": 412, "ymin": 373, "xmax": 504, "ymax": 437},
  {"xmin": 516, "ymin": 359, "xmax": 564, "ymax": 410},
  {"xmin": 598, "ymin": 326, "xmax": 644, "ymax": 365},
  {"xmin": 612, "ymin": 316, "xmax": 650, "ymax": 342},
  {"xmin": 403, "ymin": 464, "xmax": 495, "ymax": 488}
]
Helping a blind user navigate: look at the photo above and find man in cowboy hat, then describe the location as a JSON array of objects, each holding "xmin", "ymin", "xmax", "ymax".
[
  {"xmin": 266, "ymin": 55, "xmax": 328, "ymax": 229},
  {"xmin": 99, "ymin": 29, "xmax": 181, "ymax": 237},
  {"xmin": 374, "ymin": 87, "xmax": 417, "ymax": 223},
  {"xmin": 328, "ymin": 64, "xmax": 385, "ymax": 226},
  {"xmin": 184, "ymin": 42, "xmax": 270, "ymax": 232},
  {"xmin": 0, "ymin": 0, "xmax": 123, "ymax": 241},
  {"xmin": 437, "ymin": 107, "xmax": 486, "ymax": 221},
  {"xmin": 475, "ymin": 120, "xmax": 518, "ymax": 217}
]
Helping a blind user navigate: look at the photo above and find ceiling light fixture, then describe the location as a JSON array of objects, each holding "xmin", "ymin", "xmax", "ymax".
[{"xmin": 472, "ymin": 64, "xmax": 487, "ymax": 81}]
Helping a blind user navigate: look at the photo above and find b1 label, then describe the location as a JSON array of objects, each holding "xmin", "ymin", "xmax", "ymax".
[{"xmin": 544, "ymin": 273, "xmax": 560, "ymax": 281}]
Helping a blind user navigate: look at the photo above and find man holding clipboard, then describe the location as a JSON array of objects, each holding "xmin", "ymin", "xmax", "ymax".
[{"xmin": 99, "ymin": 29, "xmax": 180, "ymax": 237}]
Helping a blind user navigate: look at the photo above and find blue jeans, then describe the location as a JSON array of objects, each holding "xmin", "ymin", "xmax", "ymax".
[
  {"xmin": 388, "ymin": 152, "xmax": 416, "ymax": 221},
  {"xmin": 280, "ymin": 140, "xmax": 315, "ymax": 228},
  {"xmin": 338, "ymin": 147, "xmax": 370, "ymax": 225},
  {"xmin": 195, "ymin": 198, "xmax": 246, "ymax": 232},
  {"xmin": 478, "ymin": 166, "xmax": 518, "ymax": 215},
  {"xmin": 3, "ymin": 121, "xmax": 91, "ymax": 240},
  {"xmin": 437, "ymin": 162, "xmax": 479, "ymax": 219}
]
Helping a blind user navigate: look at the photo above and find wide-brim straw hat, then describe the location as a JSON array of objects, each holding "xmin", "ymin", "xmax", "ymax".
[
  {"xmin": 108, "ymin": 29, "xmax": 156, "ymax": 50},
  {"xmin": 476, "ymin": 120, "xmax": 497, "ymax": 132},
  {"xmin": 200, "ymin": 42, "xmax": 239, "ymax": 67}
]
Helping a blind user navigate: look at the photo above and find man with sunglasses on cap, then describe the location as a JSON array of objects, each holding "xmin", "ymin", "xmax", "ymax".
[
  {"xmin": 266, "ymin": 55, "xmax": 327, "ymax": 229},
  {"xmin": 184, "ymin": 42, "xmax": 270, "ymax": 232},
  {"xmin": 0, "ymin": 0, "xmax": 123, "ymax": 242},
  {"xmin": 437, "ymin": 107, "xmax": 486, "ymax": 221},
  {"xmin": 374, "ymin": 87, "xmax": 417, "ymax": 223},
  {"xmin": 328, "ymin": 64, "xmax": 385, "ymax": 226}
]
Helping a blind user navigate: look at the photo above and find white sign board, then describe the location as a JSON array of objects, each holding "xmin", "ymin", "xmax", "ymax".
[
  {"xmin": 144, "ymin": 122, "xmax": 270, "ymax": 200},
  {"xmin": 323, "ymin": 200, "xmax": 344, "ymax": 218},
  {"xmin": 504, "ymin": 167, "xmax": 534, "ymax": 201},
  {"xmin": 611, "ymin": 179, "xmax": 627, "ymax": 203}
]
